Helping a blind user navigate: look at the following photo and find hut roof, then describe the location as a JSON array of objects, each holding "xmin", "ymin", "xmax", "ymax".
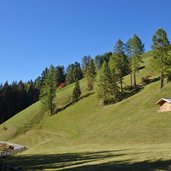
[{"xmin": 155, "ymin": 98, "xmax": 171, "ymax": 105}]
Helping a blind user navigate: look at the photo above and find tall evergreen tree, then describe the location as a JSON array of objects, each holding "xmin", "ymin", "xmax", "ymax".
[
  {"xmin": 72, "ymin": 80, "xmax": 81, "ymax": 103},
  {"xmin": 94, "ymin": 52, "xmax": 112, "ymax": 71},
  {"xmin": 55, "ymin": 65, "xmax": 65, "ymax": 86},
  {"xmin": 113, "ymin": 39, "xmax": 129, "ymax": 92},
  {"xmin": 86, "ymin": 58, "xmax": 96, "ymax": 90},
  {"xmin": 97, "ymin": 61, "xmax": 118, "ymax": 104},
  {"xmin": 108, "ymin": 57, "xmax": 120, "ymax": 99},
  {"xmin": 152, "ymin": 28, "xmax": 171, "ymax": 89},
  {"xmin": 66, "ymin": 62, "xmax": 83, "ymax": 84},
  {"xmin": 127, "ymin": 35, "xmax": 144, "ymax": 89},
  {"xmin": 40, "ymin": 65, "xmax": 57, "ymax": 115},
  {"xmin": 81, "ymin": 55, "xmax": 91, "ymax": 75},
  {"xmin": 126, "ymin": 39, "xmax": 133, "ymax": 88},
  {"xmin": 95, "ymin": 55, "xmax": 103, "ymax": 71}
]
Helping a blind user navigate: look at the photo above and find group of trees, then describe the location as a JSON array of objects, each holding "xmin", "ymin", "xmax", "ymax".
[
  {"xmin": 96, "ymin": 28, "xmax": 171, "ymax": 105},
  {"xmin": 29, "ymin": 29, "xmax": 171, "ymax": 114},
  {"xmin": 39, "ymin": 63, "xmax": 84, "ymax": 115},
  {"xmin": 65, "ymin": 62, "xmax": 83, "ymax": 85},
  {"xmin": 0, "ymin": 80, "xmax": 39, "ymax": 124},
  {"xmin": 97, "ymin": 35, "xmax": 144, "ymax": 104},
  {"xmin": 1, "ymin": 28, "xmax": 170, "ymax": 121}
]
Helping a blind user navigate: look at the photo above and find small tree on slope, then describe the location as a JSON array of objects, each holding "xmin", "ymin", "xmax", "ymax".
[
  {"xmin": 40, "ymin": 65, "xmax": 57, "ymax": 115},
  {"xmin": 72, "ymin": 80, "xmax": 81, "ymax": 103}
]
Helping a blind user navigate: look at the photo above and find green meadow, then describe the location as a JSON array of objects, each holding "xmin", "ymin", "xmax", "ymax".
[{"xmin": 1, "ymin": 52, "xmax": 171, "ymax": 170}]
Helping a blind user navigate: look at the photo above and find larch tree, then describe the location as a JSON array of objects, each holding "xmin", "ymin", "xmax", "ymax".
[
  {"xmin": 86, "ymin": 58, "xmax": 96, "ymax": 90},
  {"xmin": 152, "ymin": 28, "xmax": 171, "ymax": 89},
  {"xmin": 72, "ymin": 80, "xmax": 81, "ymax": 103},
  {"xmin": 127, "ymin": 35, "xmax": 144, "ymax": 89},
  {"xmin": 55, "ymin": 65, "xmax": 65, "ymax": 87},
  {"xmin": 126, "ymin": 39, "xmax": 133, "ymax": 88},
  {"xmin": 113, "ymin": 39, "xmax": 128, "ymax": 92},
  {"xmin": 108, "ymin": 56, "xmax": 120, "ymax": 100},
  {"xmin": 81, "ymin": 55, "xmax": 91, "ymax": 75},
  {"xmin": 40, "ymin": 65, "xmax": 57, "ymax": 115},
  {"xmin": 97, "ymin": 61, "xmax": 118, "ymax": 104}
]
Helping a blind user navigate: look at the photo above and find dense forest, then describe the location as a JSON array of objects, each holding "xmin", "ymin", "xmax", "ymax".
[{"xmin": 1, "ymin": 28, "xmax": 171, "ymax": 122}]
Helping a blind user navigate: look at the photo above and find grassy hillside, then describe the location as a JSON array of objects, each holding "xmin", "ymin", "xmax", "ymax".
[{"xmin": 1, "ymin": 51, "xmax": 171, "ymax": 170}]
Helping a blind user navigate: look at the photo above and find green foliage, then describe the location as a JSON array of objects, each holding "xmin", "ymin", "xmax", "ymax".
[
  {"xmin": 0, "ymin": 80, "xmax": 40, "ymax": 124},
  {"xmin": 40, "ymin": 65, "xmax": 57, "ymax": 115},
  {"xmin": 113, "ymin": 39, "xmax": 129, "ymax": 92},
  {"xmin": 55, "ymin": 65, "xmax": 65, "ymax": 86},
  {"xmin": 151, "ymin": 28, "xmax": 171, "ymax": 89},
  {"xmin": 94, "ymin": 52, "xmax": 112, "ymax": 71},
  {"xmin": 81, "ymin": 55, "xmax": 91, "ymax": 75},
  {"xmin": 97, "ymin": 61, "xmax": 119, "ymax": 104},
  {"xmin": 127, "ymin": 34, "xmax": 144, "ymax": 88},
  {"xmin": 66, "ymin": 62, "xmax": 83, "ymax": 85},
  {"xmin": 85, "ymin": 58, "xmax": 96, "ymax": 90},
  {"xmin": 72, "ymin": 80, "xmax": 81, "ymax": 103},
  {"xmin": 108, "ymin": 56, "xmax": 120, "ymax": 96}
]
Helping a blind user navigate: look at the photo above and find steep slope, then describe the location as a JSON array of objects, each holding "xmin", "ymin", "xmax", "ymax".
[{"xmin": 0, "ymin": 51, "xmax": 171, "ymax": 149}]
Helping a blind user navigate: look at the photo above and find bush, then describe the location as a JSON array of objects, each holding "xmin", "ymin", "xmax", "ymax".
[
  {"xmin": 141, "ymin": 76, "xmax": 151, "ymax": 84},
  {"xmin": 103, "ymin": 97, "xmax": 116, "ymax": 105}
]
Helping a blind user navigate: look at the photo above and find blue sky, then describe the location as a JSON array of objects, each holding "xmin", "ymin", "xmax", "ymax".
[{"xmin": 0, "ymin": 0, "xmax": 171, "ymax": 83}]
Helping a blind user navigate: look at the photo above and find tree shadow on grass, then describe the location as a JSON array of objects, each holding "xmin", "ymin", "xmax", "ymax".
[
  {"xmin": 0, "ymin": 149, "xmax": 126, "ymax": 170},
  {"xmin": 64, "ymin": 159, "xmax": 171, "ymax": 171},
  {"xmin": 120, "ymin": 76, "xmax": 160, "ymax": 102},
  {"xmin": 1, "ymin": 149, "xmax": 171, "ymax": 171},
  {"xmin": 55, "ymin": 92, "xmax": 94, "ymax": 114}
]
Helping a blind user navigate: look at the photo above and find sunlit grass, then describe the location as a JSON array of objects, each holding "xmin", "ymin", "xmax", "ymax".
[{"xmin": 1, "ymin": 51, "xmax": 171, "ymax": 170}]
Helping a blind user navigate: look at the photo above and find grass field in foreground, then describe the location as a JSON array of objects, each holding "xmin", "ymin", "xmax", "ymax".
[{"xmin": 2, "ymin": 144, "xmax": 171, "ymax": 171}]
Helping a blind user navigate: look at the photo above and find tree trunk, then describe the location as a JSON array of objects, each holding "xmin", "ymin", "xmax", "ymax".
[
  {"xmin": 133, "ymin": 72, "xmax": 137, "ymax": 89},
  {"xmin": 50, "ymin": 84, "xmax": 53, "ymax": 115},
  {"xmin": 130, "ymin": 72, "xmax": 133, "ymax": 88},
  {"xmin": 120, "ymin": 76, "xmax": 123, "ymax": 92},
  {"xmin": 160, "ymin": 69, "xmax": 164, "ymax": 90}
]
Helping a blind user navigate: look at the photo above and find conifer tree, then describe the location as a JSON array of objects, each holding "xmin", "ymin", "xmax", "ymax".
[
  {"xmin": 86, "ymin": 58, "xmax": 96, "ymax": 90},
  {"xmin": 127, "ymin": 35, "xmax": 144, "ymax": 89},
  {"xmin": 108, "ymin": 57, "xmax": 120, "ymax": 99},
  {"xmin": 113, "ymin": 39, "xmax": 128, "ymax": 92},
  {"xmin": 66, "ymin": 62, "xmax": 83, "ymax": 84},
  {"xmin": 126, "ymin": 39, "xmax": 133, "ymax": 88},
  {"xmin": 97, "ymin": 61, "xmax": 118, "ymax": 104},
  {"xmin": 152, "ymin": 28, "xmax": 171, "ymax": 89},
  {"xmin": 81, "ymin": 55, "xmax": 91, "ymax": 75},
  {"xmin": 72, "ymin": 80, "xmax": 81, "ymax": 103},
  {"xmin": 40, "ymin": 65, "xmax": 57, "ymax": 115},
  {"xmin": 55, "ymin": 65, "xmax": 65, "ymax": 86}
]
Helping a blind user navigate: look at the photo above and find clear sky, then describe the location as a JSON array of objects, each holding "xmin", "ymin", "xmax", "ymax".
[{"xmin": 0, "ymin": 0, "xmax": 171, "ymax": 84}]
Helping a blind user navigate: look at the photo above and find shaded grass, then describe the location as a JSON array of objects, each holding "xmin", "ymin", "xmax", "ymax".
[{"xmin": 1, "ymin": 144, "xmax": 171, "ymax": 171}]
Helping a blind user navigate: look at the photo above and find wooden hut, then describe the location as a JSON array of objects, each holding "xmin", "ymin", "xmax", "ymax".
[{"xmin": 155, "ymin": 98, "xmax": 171, "ymax": 112}]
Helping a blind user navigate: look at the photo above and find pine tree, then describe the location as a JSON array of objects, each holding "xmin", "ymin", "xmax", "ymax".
[
  {"xmin": 55, "ymin": 65, "xmax": 65, "ymax": 86},
  {"xmin": 72, "ymin": 80, "xmax": 81, "ymax": 103},
  {"xmin": 66, "ymin": 62, "xmax": 83, "ymax": 85},
  {"xmin": 86, "ymin": 58, "xmax": 96, "ymax": 90},
  {"xmin": 97, "ymin": 61, "xmax": 118, "ymax": 104},
  {"xmin": 127, "ymin": 35, "xmax": 144, "ymax": 89},
  {"xmin": 152, "ymin": 28, "xmax": 171, "ymax": 89},
  {"xmin": 126, "ymin": 39, "xmax": 133, "ymax": 88},
  {"xmin": 81, "ymin": 55, "xmax": 91, "ymax": 75},
  {"xmin": 113, "ymin": 39, "xmax": 129, "ymax": 92},
  {"xmin": 40, "ymin": 65, "xmax": 57, "ymax": 115},
  {"xmin": 108, "ymin": 57, "xmax": 120, "ymax": 100}
]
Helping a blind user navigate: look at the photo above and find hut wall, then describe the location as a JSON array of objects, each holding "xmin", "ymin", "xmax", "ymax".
[{"xmin": 160, "ymin": 102, "xmax": 171, "ymax": 112}]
